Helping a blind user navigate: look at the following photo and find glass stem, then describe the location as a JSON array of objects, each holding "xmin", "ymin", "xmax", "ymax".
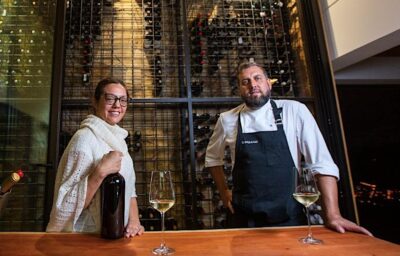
[
  {"xmin": 305, "ymin": 206, "xmax": 312, "ymax": 238},
  {"xmin": 161, "ymin": 212, "xmax": 166, "ymax": 248}
]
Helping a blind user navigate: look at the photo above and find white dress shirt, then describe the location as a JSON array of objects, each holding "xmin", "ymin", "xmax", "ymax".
[{"xmin": 205, "ymin": 100, "xmax": 340, "ymax": 179}]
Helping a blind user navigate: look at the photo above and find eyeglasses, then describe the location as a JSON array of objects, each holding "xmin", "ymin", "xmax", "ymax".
[{"xmin": 104, "ymin": 93, "xmax": 128, "ymax": 107}]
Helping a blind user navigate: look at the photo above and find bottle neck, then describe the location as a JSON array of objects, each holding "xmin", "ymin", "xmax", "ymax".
[{"xmin": 0, "ymin": 173, "xmax": 20, "ymax": 194}]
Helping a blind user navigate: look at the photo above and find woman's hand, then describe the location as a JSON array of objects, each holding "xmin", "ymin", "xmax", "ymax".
[
  {"xmin": 96, "ymin": 151, "xmax": 123, "ymax": 177},
  {"xmin": 125, "ymin": 198, "xmax": 144, "ymax": 238},
  {"xmin": 85, "ymin": 151, "xmax": 124, "ymax": 209},
  {"xmin": 124, "ymin": 221, "xmax": 145, "ymax": 238}
]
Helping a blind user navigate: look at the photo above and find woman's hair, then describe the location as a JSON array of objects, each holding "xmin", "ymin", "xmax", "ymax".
[{"xmin": 93, "ymin": 78, "xmax": 129, "ymax": 102}]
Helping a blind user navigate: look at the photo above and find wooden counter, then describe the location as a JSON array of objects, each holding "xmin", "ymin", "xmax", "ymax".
[{"xmin": 0, "ymin": 226, "xmax": 399, "ymax": 255}]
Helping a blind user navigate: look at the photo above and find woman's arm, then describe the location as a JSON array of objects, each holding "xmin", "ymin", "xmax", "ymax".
[
  {"xmin": 84, "ymin": 151, "xmax": 123, "ymax": 208},
  {"xmin": 124, "ymin": 197, "xmax": 144, "ymax": 238}
]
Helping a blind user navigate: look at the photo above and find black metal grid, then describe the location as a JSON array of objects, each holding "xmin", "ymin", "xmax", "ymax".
[
  {"xmin": 0, "ymin": 0, "xmax": 348, "ymax": 232},
  {"xmin": 0, "ymin": 0, "xmax": 56, "ymax": 231},
  {"xmin": 186, "ymin": 0, "xmax": 300, "ymax": 98},
  {"xmin": 59, "ymin": 0, "xmax": 311, "ymax": 231}
]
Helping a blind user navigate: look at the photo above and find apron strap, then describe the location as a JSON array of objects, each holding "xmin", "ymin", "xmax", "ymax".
[{"xmin": 270, "ymin": 100, "xmax": 283, "ymax": 127}]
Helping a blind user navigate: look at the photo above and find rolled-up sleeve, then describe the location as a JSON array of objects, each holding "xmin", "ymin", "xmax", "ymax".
[{"xmin": 296, "ymin": 103, "xmax": 340, "ymax": 179}]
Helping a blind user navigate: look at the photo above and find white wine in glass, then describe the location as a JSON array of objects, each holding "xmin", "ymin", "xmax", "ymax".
[
  {"xmin": 149, "ymin": 170, "xmax": 176, "ymax": 255},
  {"xmin": 293, "ymin": 167, "xmax": 322, "ymax": 244}
]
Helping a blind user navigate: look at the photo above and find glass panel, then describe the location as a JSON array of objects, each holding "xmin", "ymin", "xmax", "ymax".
[{"xmin": 0, "ymin": 0, "xmax": 56, "ymax": 231}]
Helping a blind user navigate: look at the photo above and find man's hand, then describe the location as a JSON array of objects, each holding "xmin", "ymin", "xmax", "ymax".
[
  {"xmin": 325, "ymin": 214, "xmax": 373, "ymax": 236},
  {"xmin": 221, "ymin": 189, "xmax": 234, "ymax": 214},
  {"xmin": 209, "ymin": 166, "xmax": 235, "ymax": 213},
  {"xmin": 316, "ymin": 175, "xmax": 373, "ymax": 236}
]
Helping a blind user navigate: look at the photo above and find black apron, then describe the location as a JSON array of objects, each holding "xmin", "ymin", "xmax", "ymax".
[{"xmin": 229, "ymin": 100, "xmax": 305, "ymax": 228}]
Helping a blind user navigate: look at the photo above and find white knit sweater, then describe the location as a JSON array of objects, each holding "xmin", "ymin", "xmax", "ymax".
[{"xmin": 46, "ymin": 115, "xmax": 136, "ymax": 233}]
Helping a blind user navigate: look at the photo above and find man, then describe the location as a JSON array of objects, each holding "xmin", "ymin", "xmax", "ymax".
[{"xmin": 205, "ymin": 62, "xmax": 372, "ymax": 235}]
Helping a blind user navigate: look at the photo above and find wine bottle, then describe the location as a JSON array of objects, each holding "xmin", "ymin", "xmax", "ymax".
[
  {"xmin": 138, "ymin": 207, "xmax": 145, "ymax": 219},
  {"xmin": 193, "ymin": 125, "xmax": 211, "ymax": 136},
  {"xmin": 155, "ymin": 77, "xmax": 163, "ymax": 96},
  {"xmin": 104, "ymin": 0, "xmax": 113, "ymax": 6},
  {"xmin": 0, "ymin": 170, "xmax": 24, "ymax": 195},
  {"xmin": 193, "ymin": 112, "xmax": 210, "ymax": 124},
  {"xmin": 101, "ymin": 172, "xmax": 125, "ymax": 239},
  {"xmin": 191, "ymin": 81, "xmax": 203, "ymax": 96},
  {"xmin": 147, "ymin": 207, "xmax": 160, "ymax": 219},
  {"xmin": 133, "ymin": 141, "xmax": 142, "ymax": 152},
  {"xmin": 165, "ymin": 218, "xmax": 178, "ymax": 230},
  {"xmin": 132, "ymin": 131, "xmax": 142, "ymax": 152},
  {"xmin": 214, "ymin": 215, "xmax": 227, "ymax": 229},
  {"xmin": 133, "ymin": 130, "xmax": 142, "ymax": 140},
  {"xmin": 207, "ymin": 113, "xmax": 220, "ymax": 124},
  {"xmin": 195, "ymin": 138, "xmax": 210, "ymax": 151},
  {"xmin": 196, "ymin": 220, "xmax": 205, "ymax": 229},
  {"xmin": 82, "ymin": 73, "xmax": 90, "ymax": 83}
]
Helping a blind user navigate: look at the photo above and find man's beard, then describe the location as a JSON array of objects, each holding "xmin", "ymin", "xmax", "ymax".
[{"xmin": 242, "ymin": 93, "xmax": 270, "ymax": 109}]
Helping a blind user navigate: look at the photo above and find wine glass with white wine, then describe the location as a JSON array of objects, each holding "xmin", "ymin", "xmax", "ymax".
[
  {"xmin": 293, "ymin": 167, "xmax": 322, "ymax": 244},
  {"xmin": 149, "ymin": 170, "xmax": 176, "ymax": 255}
]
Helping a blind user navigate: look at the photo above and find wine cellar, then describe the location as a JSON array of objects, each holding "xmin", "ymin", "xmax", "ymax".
[
  {"xmin": 61, "ymin": 0, "xmax": 315, "ymax": 231},
  {"xmin": 0, "ymin": 0, "xmax": 354, "ymax": 232}
]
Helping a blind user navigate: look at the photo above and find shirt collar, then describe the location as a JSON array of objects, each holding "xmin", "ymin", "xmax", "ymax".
[{"xmin": 241, "ymin": 100, "xmax": 272, "ymax": 114}]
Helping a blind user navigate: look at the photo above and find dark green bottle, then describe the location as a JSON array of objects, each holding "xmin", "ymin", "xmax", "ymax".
[{"xmin": 101, "ymin": 173, "xmax": 125, "ymax": 239}]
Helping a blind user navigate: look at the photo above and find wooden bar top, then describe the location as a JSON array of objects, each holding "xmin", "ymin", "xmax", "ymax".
[{"xmin": 0, "ymin": 226, "xmax": 399, "ymax": 255}]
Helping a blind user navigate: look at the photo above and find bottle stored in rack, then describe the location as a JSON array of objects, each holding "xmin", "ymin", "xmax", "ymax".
[{"xmin": 0, "ymin": 170, "xmax": 24, "ymax": 195}]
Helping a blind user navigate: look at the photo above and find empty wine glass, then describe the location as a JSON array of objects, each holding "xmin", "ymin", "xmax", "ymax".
[
  {"xmin": 293, "ymin": 167, "xmax": 322, "ymax": 244},
  {"xmin": 149, "ymin": 170, "xmax": 176, "ymax": 255}
]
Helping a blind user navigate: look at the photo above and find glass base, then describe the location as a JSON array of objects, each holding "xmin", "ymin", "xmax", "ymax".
[
  {"xmin": 299, "ymin": 236, "xmax": 323, "ymax": 245},
  {"xmin": 152, "ymin": 246, "xmax": 175, "ymax": 255}
]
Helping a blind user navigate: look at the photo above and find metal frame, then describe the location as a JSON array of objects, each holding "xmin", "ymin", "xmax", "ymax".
[
  {"xmin": 44, "ymin": 0, "xmax": 67, "ymax": 229},
  {"xmin": 297, "ymin": 0, "xmax": 357, "ymax": 221},
  {"xmin": 44, "ymin": 0, "xmax": 357, "ymax": 230}
]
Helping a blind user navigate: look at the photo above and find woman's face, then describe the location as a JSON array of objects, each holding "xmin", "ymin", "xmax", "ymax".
[{"xmin": 94, "ymin": 83, "xmax": 128, "ymax": 125}]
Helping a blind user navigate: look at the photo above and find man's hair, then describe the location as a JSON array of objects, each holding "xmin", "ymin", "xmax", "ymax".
[
  {"xmin": 93, "ymin": 77, "xmax": 129, "ymax": 102},
  {"xmin": 236, "ymin": 61, "xmax": 269, "ymax": 84}
]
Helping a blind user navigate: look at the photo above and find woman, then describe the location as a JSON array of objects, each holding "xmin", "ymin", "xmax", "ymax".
[{"xmin": 47, "ymin": 78, "xmax": 144, "ymax": 238}]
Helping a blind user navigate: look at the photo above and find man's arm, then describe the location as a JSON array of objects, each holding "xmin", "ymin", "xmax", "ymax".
[
  {"xmin": 317, "ymin": 175, "xmax": 372, "ymax": 236},
  {"xmin": 209, "ymin": 166, "xmax": 234, "ymax": 213}
]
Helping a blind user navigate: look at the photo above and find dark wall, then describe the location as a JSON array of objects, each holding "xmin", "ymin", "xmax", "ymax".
[{"xmin": 337, "ymin": 84, "xmax": 400, "ymax": 244}]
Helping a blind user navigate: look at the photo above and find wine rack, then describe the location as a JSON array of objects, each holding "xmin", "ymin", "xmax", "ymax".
[
  {"xmin": 0, "ymin": 0, "xmax": 358, "ymax": 232},
  {"xmin": 187, "ymin": 0, "xmax": 300, "ymax": 98},
  {"xmin": 59, "ymin": 0, "xmax": 314, "ymax": 231},
  {"xmin": 0, "ymin": 0, "xmax": 56, "ymax": 231}
]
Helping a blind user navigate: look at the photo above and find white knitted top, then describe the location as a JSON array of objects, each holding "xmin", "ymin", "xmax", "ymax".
[{"xmin": 46, "ymin": 115, "xmax": 136, "ymax": 233}]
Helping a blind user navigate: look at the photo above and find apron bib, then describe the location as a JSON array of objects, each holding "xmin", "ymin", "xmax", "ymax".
[{"xmin": 230, "ymin": 100, "xmax": 305, "ymax": 227}]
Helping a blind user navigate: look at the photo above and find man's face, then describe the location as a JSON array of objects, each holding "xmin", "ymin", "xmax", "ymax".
[{"xmin": 239, "ymin": 66, "xmax": 272, "ymax": 109}]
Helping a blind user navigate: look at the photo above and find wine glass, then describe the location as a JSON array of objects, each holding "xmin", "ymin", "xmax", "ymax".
[
  {"xmin": 149, "ymin": 170, "xmax": 176, "ymax": 255},
  {"xmin": 293, "ymin": 167, "xmax": 322, "ymax": 244}
]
